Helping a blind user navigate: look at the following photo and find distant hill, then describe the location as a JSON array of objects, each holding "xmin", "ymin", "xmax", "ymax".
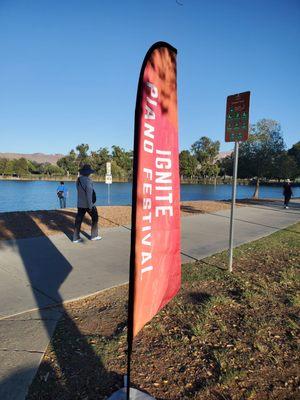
[
  {"xmin": 216, "ymin": 150, "xmax": 233, "ymax": 161},
  {"xmin": 0, "ymin": 152, "xmax": 64, "ymax": 164},
  {"xmin": 0, "ymin": 150, "xmax": 233, "ymax": 165}
]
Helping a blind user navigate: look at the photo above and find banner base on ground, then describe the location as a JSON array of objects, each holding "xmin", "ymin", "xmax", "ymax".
[{"xmin": 108, "ymin": 387, "xmax": 155, "ymax": 400}]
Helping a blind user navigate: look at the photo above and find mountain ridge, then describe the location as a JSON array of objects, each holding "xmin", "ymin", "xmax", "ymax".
[
  {"xmin": 0, "ymin": 152, "xmax": 64, "ymax": 164},
  {"xmin": 0, "ymin": 150, "xmax": 232, "ymax": 165}
]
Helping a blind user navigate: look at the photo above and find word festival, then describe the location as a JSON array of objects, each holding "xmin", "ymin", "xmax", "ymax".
[{"xmin": 139, "ymin": 81, "xmax": 174, "ymax": 278}]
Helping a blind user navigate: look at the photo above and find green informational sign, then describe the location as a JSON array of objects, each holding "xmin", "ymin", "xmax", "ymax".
[{"xmin": 225, "ymin": 91, "xmax": 250, "ymax": 142}]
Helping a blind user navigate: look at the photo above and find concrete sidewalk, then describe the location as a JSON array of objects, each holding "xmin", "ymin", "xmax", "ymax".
[{"xmin": 1, "ymin": 201, "xmax": 300, "ymax": 399}]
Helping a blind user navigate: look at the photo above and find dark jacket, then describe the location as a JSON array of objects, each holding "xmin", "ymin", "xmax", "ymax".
[
  {"xmin": 283, "ymin": 183, "xmax": 293, "ymax": 197},
  {"xmin": 76, "ymin": 176, "xmax": 94, "ymax": 209}
]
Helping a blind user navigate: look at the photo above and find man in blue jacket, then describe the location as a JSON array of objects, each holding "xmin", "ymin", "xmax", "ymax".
[
  {"xmin": 73, "ymin": 164, "xmax": 102, "ymax": 243},
  {"xmin": 56, "ymin": 181, "xmax": 67, "ymax": 208}
]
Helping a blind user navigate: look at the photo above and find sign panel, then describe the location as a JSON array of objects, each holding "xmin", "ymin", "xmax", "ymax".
[
  {"xmin": 106, "ymin": 162, "xmax": 111, "ymax": 175},
  {"xmin": 105, "ymin": 174, "xmax": 112, "ymax": 184},
  {"xmin": 225, "ymin": 91, "xmax": 250, "ymax": 142},
  {"xmin": 129, "ymin": 42, "xmax": 181, "ymax": 337}
]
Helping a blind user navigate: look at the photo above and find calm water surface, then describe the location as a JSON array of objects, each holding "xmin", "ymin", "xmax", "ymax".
[{"xmin": 0, "ymin": 180, "xmax": 299, "ymax": 213}]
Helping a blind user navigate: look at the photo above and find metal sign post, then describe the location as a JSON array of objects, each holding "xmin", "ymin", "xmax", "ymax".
[
  {"xmin": 106, "ymin": 162, "xmax": 112, "ymax": 205},
  {"xmin": 225, "ymin": 91, "xmax": 250, "ymax": 272},
  {"xmin": 228, "ymin": 140, "xmax": 239, "ymax": 272}
]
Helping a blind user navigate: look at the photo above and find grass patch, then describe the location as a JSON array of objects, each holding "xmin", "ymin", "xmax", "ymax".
[{"xmin": 27, "ymin": 223, "xmax": 300, "ymax": 400}]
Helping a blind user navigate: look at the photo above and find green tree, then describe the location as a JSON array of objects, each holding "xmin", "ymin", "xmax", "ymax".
[
  {"xmin": 90, "ymin": 147, "xmax": 111, "ymax": 175},
  {"xmin": 288, "ymin": 141, "xmax": 300, "ymax": 174},
  {"xmin": 38, "ymin": 162, "xmax": 51, "ymax": 175},
  {"xmin": 110, "ymin": 159, "xmax": 127, "ymax": 180},
  {"xmin": 27, "ymin": 160, "xmax": 39, "ymax": 174},
  {"xmin": 57, "ymin": 150, "xmax": 78, "ymax": 175},
  {"xmin": 4, "ymin": 160, "xmax": 14, "ymax": 175},
  {"xmin": 0, "ymin": 158, "xmax": 9, "ymax": 175},
  {"xmin": 111, "ymin": 145, "xmax": 133, "ymax": 178},
  {"xmin": 238, "ymin": 119, "xmax": 285, "ymax": 198},
  {"xmin": 219, "ymin": 155, "xmax": 233, "ymax": 178},
  {"xmin": 44, "ymin": 164, "xmax": 64, "ymax": 176},
  {"xmin": 14, "ymin": 158, "xmax": 29, "ymax": 177},
  {"xmin": 76, "ymin": 143, "xmax": 90, "ymax": 167},
  {"xmin": 273, "ymin": 152, "xmax": 298, "ymax": 180},
  {"xmin": 191, "ymin": 136, "xmax": 220, "ymax": 179},
  {"xmin": 179, "ymin": 150, "xmax": 198, "ymax": 180}
]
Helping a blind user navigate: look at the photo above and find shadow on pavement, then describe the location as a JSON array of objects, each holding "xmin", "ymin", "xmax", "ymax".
[{"xmin": 0, "ymin": 213, "xmax": 123, "ymax": 399}]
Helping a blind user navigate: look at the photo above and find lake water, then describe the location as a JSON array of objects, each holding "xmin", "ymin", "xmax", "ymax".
[{"xmin": 0, "ymin": 180, "xmax": 298, "ymax": 213}]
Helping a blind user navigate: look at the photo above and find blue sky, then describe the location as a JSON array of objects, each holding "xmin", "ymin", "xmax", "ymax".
[{"xmin": 0, "ymin": 0, "xmax": 299, "ymax": 155}]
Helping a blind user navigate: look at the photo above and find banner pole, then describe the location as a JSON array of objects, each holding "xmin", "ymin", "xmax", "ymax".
[
  {"xmin": 126, "ymin": 332, "xmax": 132, "ymax": 400},
  {"xmin": 229, "ymin": 140, "xmax": 239, "ymax": 272}
]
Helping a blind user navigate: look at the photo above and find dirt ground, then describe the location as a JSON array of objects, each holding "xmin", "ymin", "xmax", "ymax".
[
  {"xmin": 0, "ymin": 201, "xmax": 231, "ymax": 241},
  {"xmin": 26, "ymin": 223, "xmax": 300, "ymax": 400}
]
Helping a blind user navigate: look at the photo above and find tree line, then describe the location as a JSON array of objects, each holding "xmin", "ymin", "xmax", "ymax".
[
  {"xmin": 0, "ymin": 144, "xmax": 133, "ymax": 180},
  {"xmin": 57, "ymin": 144, "xmax": 133, "ymax": 180},
  {"xmin": 1, "ymin": 119, "xmax": 299, "ymax": 192},
  {"xmin": 219, "ymin": 119, "xmax": 300, "ymax": 197},
  {"xmin": 180, "ymin": 119, "xmax": 300, "ymax": 188},
  {"xmin": 0, "ymin": 157, "xmax": 65, "ymax": 177}
]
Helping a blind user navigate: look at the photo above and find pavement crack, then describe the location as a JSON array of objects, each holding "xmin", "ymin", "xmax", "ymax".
[
  {"xmin": 180, "ymin": 251, "xmax": 199, "ymax": 261},
  {"xmin": 1, "ymin": 318, "xmax": 60, "ymax": 322},
  {"xmin": 0, "ymin": 348, "xmax": 44, "ymax": 354}
]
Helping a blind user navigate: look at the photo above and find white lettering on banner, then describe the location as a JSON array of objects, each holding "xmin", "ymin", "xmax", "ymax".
[
  {"xmin": 146, "ymin": 97, "xmax": 157, "ymax": 107},
  {"xmin": 142, "ymin": 252, "xmax": 151, "ymax": 264},
  {"xmin": 139, "ymin": 82, "xmax": 158, "ymax": 279},
  {"xmin": 138, "ymin": 82, "xmax": 175, "ymax": 280},
  {"xmin": 155, "ymin": 171, "xmax": 172, "ymax": 183},
  {"xmin": 141, "ymin": 266, "xmax": 153, "ymax": 275},
  {"xmin": 155, "ymin": 150, "xmax": 174, "ymax": 217},
  {"xmin": 144, "ymin": 123, "xmax": 155, "ymax": 139},
  {"xmin": 146, "ymin": 82, "xmax": 158, "ymax": 98},
  {"xmin": 145, "ymin": 105, "xmax": 155, "ymax": 120},
  {"xmin": 142, "ymin": 233, "xmax": 151, "ymax": 246},
  {"xmin": 140, "ymin": 166, "xmax": 153, "ymax": 279},
  {"xmin": 144, "ymin": 140, "xmax": 154, "ymax": 154},
  {"xmin": 143, "ymin": 84, "xmax": 157, "ymax": 153},
  {"xmin": 143, "ymin": 183, "xmax": 152, "ymax": 195}
]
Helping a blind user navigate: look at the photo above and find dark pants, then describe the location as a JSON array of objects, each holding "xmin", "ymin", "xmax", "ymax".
[
  {"xmin": 59, "ymin": 197, "xmax": 66, "ymax": 208},
  {"xmin": 284, "ymin": 195, "xmax": 291, "ymax": 206},
  {"xmin": 73, "ymin": 206, "xmax": 98, "ymax": 240}
]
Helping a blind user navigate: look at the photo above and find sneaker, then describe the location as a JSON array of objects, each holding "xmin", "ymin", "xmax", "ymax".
[
  {"xmin": 73, "ymin": 238, "xmax": 82, "ymax": 243},
  {"xmin": 286, "ymin": 206, "xmax": 289, "ymax": 209},
  {"xmin": 91, "ymin": 236, "xmax": 102, "ymax": 241}
]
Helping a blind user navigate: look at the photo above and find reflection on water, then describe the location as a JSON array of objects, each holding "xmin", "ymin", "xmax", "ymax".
[{"xmin": 0, "ymin": 180, "xmax": 299, "ymax": 213}]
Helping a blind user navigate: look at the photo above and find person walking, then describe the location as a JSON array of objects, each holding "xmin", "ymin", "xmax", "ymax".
[
  {"xmin": 73, "ymin": 164, "xmax": 102, "ymax": 243},
  {"xmin": 283, "ymin": 179, "xmax": 293, "ymax": 209},
  {"xmin": 56, "ymin": 181, "xmax": 67, "ymax": 208}
]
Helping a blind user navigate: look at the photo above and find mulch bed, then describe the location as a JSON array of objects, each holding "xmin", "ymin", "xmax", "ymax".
[{"xmin": 0, "ymin": 201, "xmax": 230, "ymax": 241}]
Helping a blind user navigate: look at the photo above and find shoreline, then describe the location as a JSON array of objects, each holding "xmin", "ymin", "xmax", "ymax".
[
  {"xmin": 0, "ymin": 200, "xmax": 231, "ymax": 241},
  {"xmin": 1, "ymin": 176, "xmax": 299, "ymax": 186}
]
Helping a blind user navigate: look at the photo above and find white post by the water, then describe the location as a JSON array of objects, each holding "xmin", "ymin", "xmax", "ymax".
[
  {"xmin": 108, "ymin": 184, "xmax": 110, "ymax": 205},
  {"xmin": 229, "ymin": 140, "xmax": 239, "ymax": 272}
]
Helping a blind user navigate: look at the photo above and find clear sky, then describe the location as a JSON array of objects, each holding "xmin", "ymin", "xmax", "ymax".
[{"xmin": 0, "ymin": 0, "xmax": 299, "ymax": 155}]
